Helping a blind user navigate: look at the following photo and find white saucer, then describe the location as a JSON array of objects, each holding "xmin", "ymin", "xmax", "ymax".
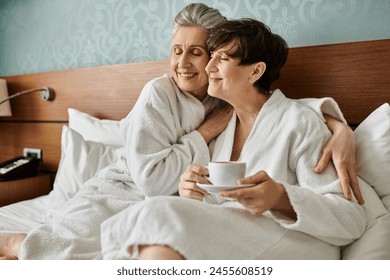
[{"xmin": 196, "ymin": 183, "xmax": 255, "ymax": 193}]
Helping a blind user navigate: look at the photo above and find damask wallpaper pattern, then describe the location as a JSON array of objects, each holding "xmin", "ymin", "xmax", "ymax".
[{"xmin": 0, "ymin": 0, "xmax": 389, "ymax": 76}]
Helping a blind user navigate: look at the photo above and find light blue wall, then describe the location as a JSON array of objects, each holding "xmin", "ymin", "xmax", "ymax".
[{"xmin": 1, "ymin": 0, "xmax": 390, "ymax": 76}]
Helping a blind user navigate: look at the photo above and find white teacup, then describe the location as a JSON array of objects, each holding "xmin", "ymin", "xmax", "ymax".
[{"xmin": 207, "ymin": 161, "xmax": 246, "ymax": 186}]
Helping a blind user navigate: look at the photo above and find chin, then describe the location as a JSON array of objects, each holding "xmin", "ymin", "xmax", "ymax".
[
  {"xmin": 180, "ymin": 84, "xmax": 196, "ymax": 93},
  {"xmin": 207, "ymin": 88, "xmax": 219, "ymax": 97},
  {"xmin": 208, "ymin": 92, "xmax": 216, "ymax": 98}
]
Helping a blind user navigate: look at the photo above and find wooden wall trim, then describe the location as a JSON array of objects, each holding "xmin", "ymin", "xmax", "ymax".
[
  {"xmin": 274, "ymin": 39, "xmax": 390, "ymax": 125},
  {"xmin": 1, "ymin": 60, "xmax": 169, "ymax": 121}
]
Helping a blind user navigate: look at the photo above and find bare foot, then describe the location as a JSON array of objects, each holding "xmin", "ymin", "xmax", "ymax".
[
  {"xmin": 138, "ymin": 245, "xmax": 184, "ymax": 260},
  {"xmin": 0, "ymin": 255, "xmax": 18, "ymax": 260},
  {"xmin": 0, "ymin": 233, "xmax": 27, "ymax": 259}
]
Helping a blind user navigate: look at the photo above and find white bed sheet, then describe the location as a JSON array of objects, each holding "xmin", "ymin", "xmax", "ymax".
[{"xmin": 0, "ymin": 195, "xmax": 48, "ymax": 237}]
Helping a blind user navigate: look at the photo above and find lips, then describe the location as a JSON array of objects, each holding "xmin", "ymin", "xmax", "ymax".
[
  {"xmin": 209, "ymin": 77, "xmax": 222, "ymax": 81},
  {"xmin": 177, "ymin": 72, "xmax": 197, "ymax": 78}
]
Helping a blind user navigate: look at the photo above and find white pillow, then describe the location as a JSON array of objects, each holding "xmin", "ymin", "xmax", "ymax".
[
  {"xmin": 341, "ymin": 103, "xmax": 390, "ymax": 260},
  {"xmin": 46, "ymin": 126, "xmax": 123, "ymax": 216},
  {"xmin": 68, "ymin": 108, "xmax": 123, "ymax": 146},
  {"xmin": 341, "ymin": 179, "xmax": 390, "ymax": 259},
  {"xmin": 355, "ymin": 103, "xmax": 390, "ymax": 212},
  {"xmin": 342, "ymin": 213, "xmax": 390, "ymax": 259}
]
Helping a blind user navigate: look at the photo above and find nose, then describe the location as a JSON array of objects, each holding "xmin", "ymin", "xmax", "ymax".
[
  {"xmin": 178, "ymin": 53, "xmax": 191, "ymax": 68},
  {"xmin": 205, "ymin": 55, "xmax": 217, "ymax": 74}
]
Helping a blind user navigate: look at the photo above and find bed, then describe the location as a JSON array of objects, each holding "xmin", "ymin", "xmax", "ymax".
[{"xmin": 0, "ymin": 39, "xmax": 389, "ymax": 259}]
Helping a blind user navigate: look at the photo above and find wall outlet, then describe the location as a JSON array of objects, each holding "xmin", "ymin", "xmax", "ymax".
[{"xmin": 23, "ymin": 148, "xmax": 42, "ymax": 159}]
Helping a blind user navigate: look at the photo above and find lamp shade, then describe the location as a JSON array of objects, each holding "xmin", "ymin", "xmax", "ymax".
[{"xmin": 0, "ymin": 78, "xmax": 12, "ymax": 116}]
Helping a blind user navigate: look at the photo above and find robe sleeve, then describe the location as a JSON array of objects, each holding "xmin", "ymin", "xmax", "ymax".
[
  {"xmin": 270, "ymin": 116, "xmax": 365, "ymax": 246},
  {"xmin": 120, "ymin": 78, "xmax": 210, "ymax": 197},
  {"xmin": 295, "ymin": 97, "xmax": 347, "ymax": 123}
]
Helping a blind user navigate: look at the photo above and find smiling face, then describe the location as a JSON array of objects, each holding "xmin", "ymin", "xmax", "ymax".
[
  {"xmin": 205, "ymin": 41, "xmax": 257, "ymax": 104},
  {"xmin": 170, "ymin": 26, "xmax": 210, "ymax": 101}
]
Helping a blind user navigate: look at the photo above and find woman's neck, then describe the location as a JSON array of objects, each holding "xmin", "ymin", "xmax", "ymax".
[
  {"xmin": 233, "ymin": 91, "xmax": 269, "ymax": 130},
  {"xmin": 230, "ymin": 90, "xmax": 269, "ymax": 161}
]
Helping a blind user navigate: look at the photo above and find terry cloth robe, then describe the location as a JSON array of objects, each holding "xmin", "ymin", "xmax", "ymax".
[
  {"xmin": 100, "ymin": 90, "xmax": 366, "ymax": 260},
  {"xmin": 20, "ymin": 75, "xmax": 218, "ymax": 259}
]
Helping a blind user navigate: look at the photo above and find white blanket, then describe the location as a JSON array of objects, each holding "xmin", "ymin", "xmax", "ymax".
[
  {"xmin": 0, "ymin": 196, "xmax": 48, "ymax": 237},
  {"xmin": 100, "ymin": 90, "xmax": 366, "ymax": 259}
]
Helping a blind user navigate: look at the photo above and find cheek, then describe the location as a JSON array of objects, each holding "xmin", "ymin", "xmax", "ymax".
[
  {"xmin": 197, "ymin": 59, "xmax": 210, "ymax": 79},
  {"xmin": 196, "ymin": 56, "xmax": 209, "ymax": 71},
  {"xmin": 198, "ymin": 68, "xmax": 208, "ymax": 81},
  {"xmin": 169, "ymin": 57, "xmax": 177, "ymax": 72}
]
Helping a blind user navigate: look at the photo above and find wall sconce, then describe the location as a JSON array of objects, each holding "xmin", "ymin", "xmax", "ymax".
[
  {"xmin": 0, "ymin": 79, "xmax": 11, "ymax": 116},
  {"xmin": 0, "ymin": 78, "xmax": 55, "ymax": 116}
]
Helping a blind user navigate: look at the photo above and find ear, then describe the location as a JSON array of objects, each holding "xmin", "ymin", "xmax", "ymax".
[{"xmin": 249, "ymin": 62, "xmax": 266, "ymax": 84}]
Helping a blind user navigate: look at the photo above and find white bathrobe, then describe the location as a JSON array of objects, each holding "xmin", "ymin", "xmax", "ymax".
[
  {"xmin": 20, "ymin": 75, "xmax": 219, "ymax": 259},
  {"xmin": 100, "ymin": 90, "xmax": 366, "ymax": 260}
]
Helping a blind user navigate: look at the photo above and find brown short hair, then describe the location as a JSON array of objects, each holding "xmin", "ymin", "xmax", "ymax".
[{"xmin": 207, "ymin": 18, "xmax": 288, "ymax": 93}]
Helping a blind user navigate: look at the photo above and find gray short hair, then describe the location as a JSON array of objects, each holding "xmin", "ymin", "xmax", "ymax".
[{"xmin": 173, "ymin": 3, "xmax": 226, "ymax": 35}]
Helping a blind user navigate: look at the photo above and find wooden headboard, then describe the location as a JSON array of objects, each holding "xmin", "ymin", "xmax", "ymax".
[{"xmin": 1, "ymin": 39, "xmax": 389, "ymax": 174}]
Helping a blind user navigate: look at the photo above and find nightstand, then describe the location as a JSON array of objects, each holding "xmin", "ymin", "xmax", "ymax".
[{"xmin": 0, "ymin": 174, "xmax": 52, "ymax": 206}]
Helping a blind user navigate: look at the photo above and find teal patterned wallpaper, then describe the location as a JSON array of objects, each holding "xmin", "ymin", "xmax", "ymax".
[{"xmin": 1, "ymin": 0, "xmax": 390, "ymax": 76}]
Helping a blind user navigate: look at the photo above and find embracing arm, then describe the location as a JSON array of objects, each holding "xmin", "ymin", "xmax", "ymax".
[
  {"xmin": 316, "ymin": 115, "xmax": 364, "ymax": 204},
  {"xmin": 297, "ymin": 98, "xmax": 364, "ymax": 204},
  {"xmin": 197, "ymin": 105, "xmax": 233, "ymax": 144},
  {"xmin": 121, "ymin": 79, "xmax": 207, "ymax": 196},
  {"xmin": 274, "ymin": 129, "xmax": 366, "ymax": 245},
  {"xmin": 121, "ymin": 78, "xmax": 230, "ymax": 197}
]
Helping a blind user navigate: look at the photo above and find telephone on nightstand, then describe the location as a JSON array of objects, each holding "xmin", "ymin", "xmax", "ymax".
[{"xmin": 0, "ymin": 156, "xmax": 41, "ymax": 181}]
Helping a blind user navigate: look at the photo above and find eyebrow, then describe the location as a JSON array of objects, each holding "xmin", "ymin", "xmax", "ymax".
[
  {"xmin": 213, "ymin": 49, "xmax": 233, "ymax": 57},
  {"xmin": 214, "ymin": 43, "xmax": 238, "ymax": 57},
  {"xmin": 171, "ymin": 44, "xmax": 207, "ymax": 50}
]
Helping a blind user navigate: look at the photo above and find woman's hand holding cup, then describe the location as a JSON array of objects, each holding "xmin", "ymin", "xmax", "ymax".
[{"xmin": 179, "ymin": 164, "xmax": 210, "ymax": 200}]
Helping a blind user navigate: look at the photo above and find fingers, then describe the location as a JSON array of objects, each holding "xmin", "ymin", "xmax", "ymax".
[
  {"xmin": 314, "ymin": 149, "xmax": 331, "ymax": 173},
  {"xmin": 222, "ymin": 170, "xmax": 267, "ymax": 200},
  {"xmin": 185, "ymin": 164, "xmax": 209, "ymax": 176},
  {"xmin": 181, "ymin": 188, "xmax": 208, "ymax": 201},
  {"xmin": 181, "ymin": 164, "xmax": 209, "ymax": 184},
  {"xmin": 220, "ymin": 185, "xmax": 257, "ymax": 199},
  {"xmin": 219, "ymin": 188, "xmax": 245, "ymax": 199},
  {"xmin": 179, "ymin": 164, "xmax": 210, "ymax": 199},
  {"xmin": 179, "ymin": 179, "xmax": 209, "ymax": 200},
  {"xmin": 332, "ymin": 160, "xmax": 352, "ymax": 201},
  {"xmin": 315, "ymin": 149, "xmax": 365, "ymax": 204},
  {"xmin": 237, "ymin": 170, "xmax": 268, "ymax": 185},
  {"xmin": 180, "ymin": 170, "xmax": 208, "ymax": 185},
  {"xmin": 220, "ymin": 187, "xmax": 266, "ymax": 216},
  {"xmin": 348, "ymin": 168, "xmax": 365, "ymax": 205},
  {"xmin": 339, "ymin": 172, "xmax": 352, "ymax": 201},
  {"xmin": 334, "ymin": 162, "xmax": 363, "ymax": 204},
  {"xmin": 318, "ymin": 123, "xmax": 364, "ymax": 204}
]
